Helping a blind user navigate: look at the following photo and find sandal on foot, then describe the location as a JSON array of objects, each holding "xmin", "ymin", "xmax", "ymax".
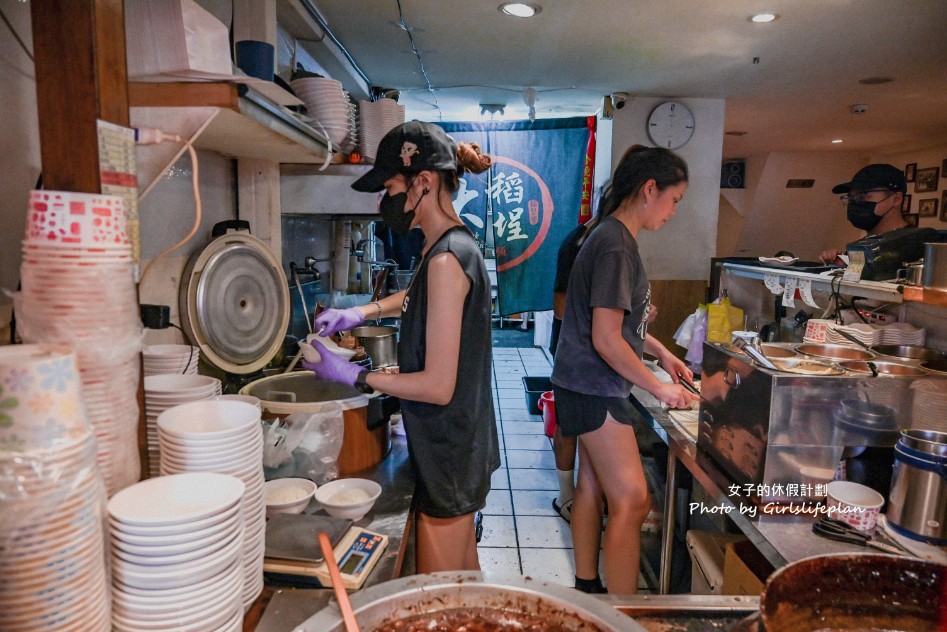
[{"xmin": 552, "ymin": 497, "xmax": 573, "ymax": 523}]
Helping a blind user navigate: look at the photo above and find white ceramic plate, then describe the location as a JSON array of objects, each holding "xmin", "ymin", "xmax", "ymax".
[{"xmin": 108, "ymin": 472, "xmax": 245, "ymax": 527}]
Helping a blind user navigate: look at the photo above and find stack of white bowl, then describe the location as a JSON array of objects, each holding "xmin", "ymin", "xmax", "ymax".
[
  {"xmin": 143, "ymin": 344, "xmax": 200, "ymax": 376},
  {"xmin": 910, "ymin": 379, "xmax": 947, "ymax": 432},
  {"xmin": 339, "ymin": 93, "xmax": 358, "ymax": 154},
  {"xmin": 359, "ymin": 98, "xmax": 405, "ymax": 162},
  {"xmin": 107, "ymin": 472, "xmax": 246, "ymax": 632},
  {"xmin": 143, "ymin": 374, "xmax": 222, "ymax": 479},
  {"xmin": 880, "ymin": 322, "xmax": 926, "ymax": 346},
  {"xmin": 157, "ymin": 400, "xmax": 266, "ymax": 610},
  {"xmin": 16, "ymin": 190, "xmax": 142, "ymax": 495},
  {"xmin": 0, "ymin": 345, "xmax": 112, "ymax": 632},
  {"xmin": 291, "ymin": 77, "xmax": 353, "ymax": 148}
]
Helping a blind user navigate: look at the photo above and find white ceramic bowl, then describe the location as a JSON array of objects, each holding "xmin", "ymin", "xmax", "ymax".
[
  {"xmin": 314, "ymin": 478, "xmax": 382, "ymax": 521},
  {"xmin": 264, "ymin": 478, "xmax": 317, "ymax": 516},
  {"xmin": 825, "ymin": 480, "xmax": 884, "ymax": 531}
]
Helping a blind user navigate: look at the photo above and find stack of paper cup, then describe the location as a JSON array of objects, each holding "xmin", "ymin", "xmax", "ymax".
[
  {"xmin": 16, "ymin": 190, "xmax": 143, "ymax": 495},
  {"xmin": 0, "ymin": 345, "xmax": 111, "ymax": 631}
]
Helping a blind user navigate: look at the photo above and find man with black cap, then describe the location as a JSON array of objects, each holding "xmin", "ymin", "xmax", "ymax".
[{"xmin": 819, "ymin": 163, "xmax": 908, "ymax": 264}]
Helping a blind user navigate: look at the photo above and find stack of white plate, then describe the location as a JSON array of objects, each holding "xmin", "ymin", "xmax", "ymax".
[
  {"xmin": 291, "ymin": 77, "xmax": 353, "ymax": 147},
  {"xmin": 157, "ymin": 401, "xmax": 266, "ymax": 610},
  {"xmin": 143, "ymin": 374, "xmax": 222, "ymax": 478},
  {"xmin": 108, "ymin": 472, "xmax": 246, "ymax": 632},
  {"xmin": 143, "ymin": 344, "xmax": 200, "ymax": 376},
  {"xmin": 17, "ymin": 190, "xmax": 142, "ymax": 495},
  {"xmin": 824, "ymin": 322, "xmax": 883, "ymax": 347},
  {"xmin": 338, "ymin": 92, "xmax": 358, "ymax": 154},
  {"xmin": 910, "ymin": 379, "xmax": 947, "ymax": 432},
  {"xmin": 880, "ymin": 322, "xmax": 926, "ymax": 346},
  {"xmin": 359, "ymin": 98, "xmax": 405, "ymax": 162}
]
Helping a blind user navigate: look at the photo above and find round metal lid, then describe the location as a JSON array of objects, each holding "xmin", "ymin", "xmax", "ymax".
[{"xmin": 182, "ymin": 233, "xmax": 289, "ymax": 374}]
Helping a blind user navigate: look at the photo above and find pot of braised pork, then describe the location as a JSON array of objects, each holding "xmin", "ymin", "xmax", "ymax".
[{"xmin": 297, "ymin": 571, "xmax": 646, "ymax": 632}]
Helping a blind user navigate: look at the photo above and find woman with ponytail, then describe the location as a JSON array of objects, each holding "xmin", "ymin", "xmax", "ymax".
[
  {"xmin": 305, "ymin": 121, "xmax": 499, "ymax": 573},
  {"xmin": 551, "ymin": 145, "xmax": 699, "ymax": 594}
]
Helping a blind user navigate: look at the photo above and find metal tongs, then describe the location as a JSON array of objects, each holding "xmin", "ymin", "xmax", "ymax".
[
  {"xmin": 732, "ymin": 336, "xmax": 779, "ymax": 370},
  {"xmin": 811, "ymin": 517, "xmax": 907, "ymax": 555},
  {"xmin": 677, "ymin": 373, "xmax": 704, "ymax": 399}
]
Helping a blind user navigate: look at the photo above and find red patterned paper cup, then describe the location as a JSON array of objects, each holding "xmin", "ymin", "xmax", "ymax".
[{"xmin": 826, "ymin": 480, "xmax": 884, "ymax": 531}]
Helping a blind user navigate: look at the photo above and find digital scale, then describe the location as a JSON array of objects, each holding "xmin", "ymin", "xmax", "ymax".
[{"xmin": 263, "ymin": 526, "xmax": 388, "ymax": 590}]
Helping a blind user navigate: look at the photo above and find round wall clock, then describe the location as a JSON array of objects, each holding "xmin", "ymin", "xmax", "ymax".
[{"xmin": 647, "ymin": 101, "xmax": 695, "ymax": 149}]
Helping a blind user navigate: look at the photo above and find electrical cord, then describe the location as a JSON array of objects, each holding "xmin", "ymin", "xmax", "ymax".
[
  {"xmin": 138, "ymin": 139, "xmax": 202, "ymax": 287},
  {"xmin": 168, "ymin": 323, "xmax": 195, "ymax": 374}
]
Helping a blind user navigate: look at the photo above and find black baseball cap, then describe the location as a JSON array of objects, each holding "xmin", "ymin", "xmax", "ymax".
[
  {"xmin": 351, "ymin": 121, "xmax": 457, "ymax": 192},
  {"xmin": 832, "ymin": 163, "xmax": 907, "ymax": 195}
]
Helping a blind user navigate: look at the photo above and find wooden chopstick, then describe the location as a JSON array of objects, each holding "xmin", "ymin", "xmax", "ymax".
[{"xmin": 318, "ymin": 531, "xmax": 361, "ymax": 632}]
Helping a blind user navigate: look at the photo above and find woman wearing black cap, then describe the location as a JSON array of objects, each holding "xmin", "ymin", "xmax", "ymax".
[
  {"xmin": 303, "ymin": 121, "xmax": 499, "ymax": 573},
  {"xmin": 819, "ymin": 163, "xmax": 908, "ymax": 264}
]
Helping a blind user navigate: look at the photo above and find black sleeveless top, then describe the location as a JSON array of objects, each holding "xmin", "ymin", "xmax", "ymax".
[{"xmin": 398, "ymin": 226, "xmax": 499, "ymax": 518}]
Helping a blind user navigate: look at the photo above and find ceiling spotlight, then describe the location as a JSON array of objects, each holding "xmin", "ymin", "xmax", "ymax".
[
  {"xmin": 831, "ymin": 139, "xmax": 844, "ymax": 144},
  {"xmin": 499, "ymin": 3, "xmax": 542, "ymax": 18},
  {"xmin": 749, "ymin": 13, "xmax": 778, "ymax": 23}
]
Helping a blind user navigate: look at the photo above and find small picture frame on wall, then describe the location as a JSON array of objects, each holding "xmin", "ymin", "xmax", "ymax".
[
  {"xmin": 904, "ymin": 214, "xmax": 919, "ymax": 227},
  {"xmin": 905, "ymin": 163, "xmax": 917, "ymax": 182},
  {"xmin": 918, "ymin": 198, "xmax": 938, "ymax": 217},
  {"xmin": 902, "ymin": 194, "xmax": 912, "ymax": 212},
  {"xmin": 942, "ymin": 190, "xmax": 947, "ymax": 221},
  {"xmin": 915, "ymin": 167, "xmax": 939, "ymax": 193},
  {"xmin": 942, "ymin": 158, "xmax": 947, "ymax": 177}
]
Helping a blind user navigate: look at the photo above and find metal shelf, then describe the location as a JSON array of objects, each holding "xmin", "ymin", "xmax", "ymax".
[{"xmin": 722, "ymin": 263, "xmax": 905, "ymax": 303}]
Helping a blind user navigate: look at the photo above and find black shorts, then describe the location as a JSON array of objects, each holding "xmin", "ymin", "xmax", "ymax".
[{"xmin": 552, "ymin": 385, "xmax": 636, "ymax": 437}]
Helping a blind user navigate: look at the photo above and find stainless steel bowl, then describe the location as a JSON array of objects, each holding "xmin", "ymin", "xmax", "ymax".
[
  {"xmin": 721, "ymin": 342, "xmax": 798, "ymax": 359},
  {"xmin": 899, "ymin": 429, "xmax": 947, "ymax": 457},
  {"xmin": 795, "ymin": 343, "xmax": 875, "ymax": 361},
  {"xmin": 837, "ymin": 360, "xmax": 928, "ymax": 377},
  {"xmin": 298, "ymin": 571, "xmax": 647, "ymax": 632}
]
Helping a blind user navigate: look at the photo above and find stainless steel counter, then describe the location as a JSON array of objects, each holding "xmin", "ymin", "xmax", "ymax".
[{"xmin": 630, "ymin": 364, "xmax": 873, "ymax": 594}]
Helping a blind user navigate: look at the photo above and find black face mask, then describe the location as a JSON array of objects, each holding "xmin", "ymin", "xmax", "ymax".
[
  {"xmin": 380, "ymin": 187, "xmax": 427, "ymax": 235},
  {"xmin": 847, "ymin": 200, "xmax": 883, "ymax": 231}
]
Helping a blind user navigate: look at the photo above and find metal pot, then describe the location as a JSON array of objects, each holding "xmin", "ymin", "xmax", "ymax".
[
  {"xmin": 794, "ymin": 343, "xmax": 874, "ymax": 361},
  {"xmin": 297, "ymin": 571, "xmax": 647, "ymax": 631},
  {"xmin": 887, "ymin": 431, "xmax": 947, "ymax": 543},
  {"xmin": 922, "ymin": 242, "xmax": 947, "ymax": 290},
  {"xmin": 896, "ymin": 260, "xmax": 925, "ymax": 285},
  {"xmin": 351, "ymin": 325, "xmax": 398, "ymax": 368},
  {"xmin": 837, "ymin": 359, "xmax": 928, "ymax": 377},
  {"xmin": 870, "ymin": 344, "xmax": 947, "ymax": 364},
  {"xmin": 240, "ymin": 372, "xmax": 390, "ymax": 475},
  {"xmin": 759, "ymin": 553, "xmax": 946, "ymax": 632}
]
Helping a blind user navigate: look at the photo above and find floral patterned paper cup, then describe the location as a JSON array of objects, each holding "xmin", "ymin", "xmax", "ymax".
[
  {"xmin": 826, "ymin": 480, "xmax": 884, "ymax": 531},
  {"xmin": 0, "ymin": 344, "xmax": 91, "ymax": 453}
]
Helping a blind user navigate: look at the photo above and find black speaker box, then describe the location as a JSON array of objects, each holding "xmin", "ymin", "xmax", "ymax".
[{"xmin": 721, "ymin": 160, "xmax": 745, "ymax": 189}]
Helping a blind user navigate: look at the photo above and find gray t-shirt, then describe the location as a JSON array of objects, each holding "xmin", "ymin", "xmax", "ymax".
[{"xmin": 551, "ymin": 216, "xmax": 651, "ymax": 397}]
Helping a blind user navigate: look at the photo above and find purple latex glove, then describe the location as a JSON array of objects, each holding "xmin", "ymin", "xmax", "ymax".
[
  {"xmin": 313, "ymin": 307, "xmax": 364, "ymax": 337},
  {"xmin": 301, "ymin": 339, "xmax": 362, "ymax": 386}
]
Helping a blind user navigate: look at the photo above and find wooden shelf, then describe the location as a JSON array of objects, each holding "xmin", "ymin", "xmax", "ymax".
[{"xmin": 129, "ymin": 81, "xmax": 335, "ymax": 196}]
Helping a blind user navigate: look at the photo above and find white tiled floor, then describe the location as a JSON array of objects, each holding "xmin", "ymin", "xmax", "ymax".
[
  {"xmin": 480, "ymin": 347, "xmax": 581, "ymax": 586},
  {"xmin": 480, "ymin": 346, "xmax": 652, "ymax": 592}
]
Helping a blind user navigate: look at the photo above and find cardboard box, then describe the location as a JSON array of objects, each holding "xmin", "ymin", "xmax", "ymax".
[
  {"xmin": 722, "ymin": 539, "xmax": 774, "ymax": 596},
  {"xmin": 125, "ymin": 0, "xmax": 232, "ymax": 79},
  {"xmin": 685, "ymin": 530, "xmax": 747, "ymax": 595}
]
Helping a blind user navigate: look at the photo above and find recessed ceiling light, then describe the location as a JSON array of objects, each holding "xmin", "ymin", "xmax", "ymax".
[
  {"xmin": 499, "ymin": 3, "xmax": 542, "ymax": 18},
  {"xmin": 831, "ymin": 139, "xmax": 844, "ymax": 144},
  {"xmin": 749, "ymin": 13, "xmax": 778, "ymax": 23}
]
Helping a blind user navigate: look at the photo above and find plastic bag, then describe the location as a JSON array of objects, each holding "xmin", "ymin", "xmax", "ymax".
[
  {"xmin": 706, "ymin": 297, "xmax": 744, "ymax": 343},
  {"xmin": 685, "ymin": 308, "xmax": 708, "ymax": 366},
  {"xmin": 673, "ymin": 305, "xmax": 706, "ymax": 349},
  {"xmin": 262, "ymin": 401, "xmax": 344, "ymax": 485}
]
